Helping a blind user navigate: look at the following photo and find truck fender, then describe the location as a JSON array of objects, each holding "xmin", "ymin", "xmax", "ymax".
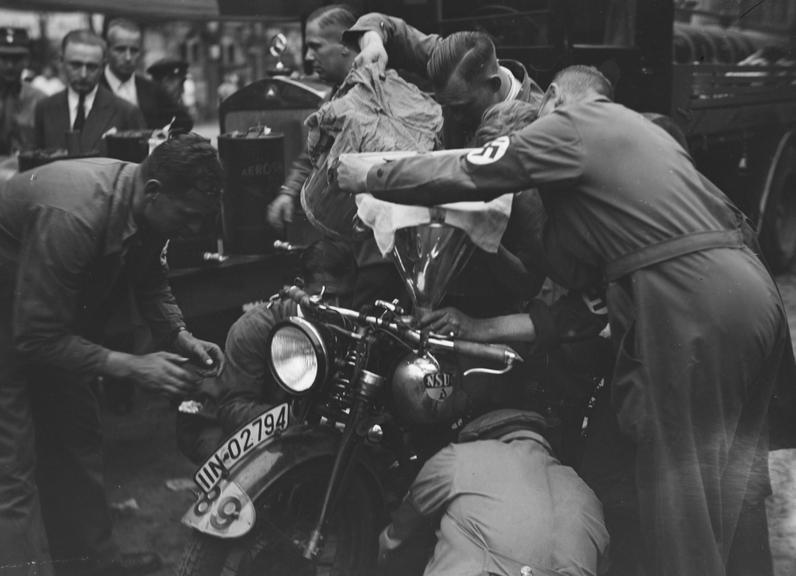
[{"xmin": 181, "ymin": 424, "xmax": 385, "ymax": 539}]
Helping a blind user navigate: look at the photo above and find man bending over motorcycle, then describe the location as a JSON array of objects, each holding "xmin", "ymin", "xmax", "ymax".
[
  {"xmin": 379, "ymin": 409, "xmax": 609, "ymax": 576},
  {"xmin": 176, "ymin": 239, "xmax": 356, "ymax": 464}
]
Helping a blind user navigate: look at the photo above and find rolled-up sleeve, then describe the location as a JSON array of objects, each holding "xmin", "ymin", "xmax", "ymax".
[
  {"xmin": 343, "ymin": 13, "xmax": 442, "ymax": 79},
  {"xmin": 13, "ymin": 205, "xmax": 110, "ymax": 377},
  {"xmin": 134, "ymin": 240, "xmax": 185, "ymax": 347}
]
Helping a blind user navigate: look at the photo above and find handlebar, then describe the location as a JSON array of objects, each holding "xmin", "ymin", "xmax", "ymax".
[{"xmin": 280, "ymin": 285, "xmax": 523, "ymax": 369}]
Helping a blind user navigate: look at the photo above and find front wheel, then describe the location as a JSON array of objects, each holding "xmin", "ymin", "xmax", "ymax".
[
  {"xmin": 759, "ymin": 132, "xmax": 796, "ymax": 273},
  {"xmin": 177, "ymin": 459, "xmax": 380, "ymax": 576}
]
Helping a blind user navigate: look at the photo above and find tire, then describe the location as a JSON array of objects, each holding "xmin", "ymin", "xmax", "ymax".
[
  {"xmin": 176, "ymin": 458, "xmax": 380, "ymax": 576},
  {"xmin": 760, "ymin": 134, "xmax": 796, "ymax": 273}
]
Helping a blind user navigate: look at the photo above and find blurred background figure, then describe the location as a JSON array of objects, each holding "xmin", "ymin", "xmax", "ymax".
[
  {"xmin": 217, "ymin": 71, "xmax": 239, "ymax": 102},
  {"xmin": 148, "ymin": 56, "xmax": 188, "ymax": 106},
  {"xmin": 0, "ymin": 26, "xmax": 45, "ymax": 155},
  {"xmin": 31, "ymin": 62, "xmax": 65, "ymax": 96},
  {"xmin": 102, "ymin": 18, "xmax": 192, "ymax": 131}
]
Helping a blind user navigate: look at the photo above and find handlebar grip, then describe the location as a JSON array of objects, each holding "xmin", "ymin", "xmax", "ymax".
[
  {"xmin": 282, "ymin": 285, "xmax": 315, "ymax": 308},
  {"xmin": 452, "ymin": 340, "xmax": 521, "ymax": 365}
]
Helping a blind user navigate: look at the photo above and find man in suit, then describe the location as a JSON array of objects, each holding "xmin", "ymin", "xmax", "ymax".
[
  {"xmin": 33, "ymin": 29, "xmax": 144, "ymax": 155},
  {"xmin": 102, "ymin": 18, "xmax": 193, "ymax": 132}
]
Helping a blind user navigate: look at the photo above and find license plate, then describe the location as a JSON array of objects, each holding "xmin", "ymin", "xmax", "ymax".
[{"xmin": 194, "ymin": 403, "xmax": 289, "ymax": 493}]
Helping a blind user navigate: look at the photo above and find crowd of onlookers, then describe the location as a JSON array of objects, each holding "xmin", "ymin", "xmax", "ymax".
[{"xmin": 0, "ymin": 21, "xmax": 195, "ymax": 160}]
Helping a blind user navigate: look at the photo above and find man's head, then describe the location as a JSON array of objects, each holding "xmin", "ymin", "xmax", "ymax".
[
  {"xmin": 62, "ymin": 29, "xmax": 105, "ymax": 95},
  {"xmin": 0, "ymin": 27, "xmax": 31, "ymax": 86},
  {"xmin": 475, "ymin": 100, "xmax": 539, "ymax": 146},
  {"xmin": 458, "ymin": 409, "xmax": 548, "ymax": 444},
  {"xmin": 427, "ymin": 31, "xmax": 503, "ymax": 132},
  {"xmin": 538, "ymin": 65, "xmax": 613, "ymax": 117},
  {"xmin": 304, "ymin": 4, "xmax": 358, "ymax": 84},
  {"xmin": 105, "ymin": 19, "xmax": 142, "ymax": 82},
  {"xmin": 299, "ymin": 239, "xmax": 356, "ymax": 305},
  {"xmin": 138, "ymin": 133, "xmax": 224, "ymax": 239},
  {"xmin": 148, "ymin": 57, "xmax": 188, "ymax": 102}
]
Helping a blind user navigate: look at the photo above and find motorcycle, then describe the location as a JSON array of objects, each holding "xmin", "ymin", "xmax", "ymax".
[{"xmin": 177, "ymin": 222, "xmax": 523, "ymax": 576}]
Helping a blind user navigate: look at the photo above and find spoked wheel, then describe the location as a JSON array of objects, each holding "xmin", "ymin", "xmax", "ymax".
[
  {"xmin": 760, "ymin": 133, "xmax": 796, "ymax": 273},
  {"xmin": 177, "ymin": 459, "xmax": 379, "ymax": 576}
]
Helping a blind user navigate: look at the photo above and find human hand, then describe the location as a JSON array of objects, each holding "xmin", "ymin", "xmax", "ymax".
[
  {"xmin": 266, "ymin": 193, "xmax": 295, "ymax": 234},
  {"xmin": 354, "ymin": 31, "xmax": 388, "ymax": 75},
  {"xmin": 335, "ymin": 154, "xmax": 374, "ymax": 195},
  {"xmin": 175, "ymin": 330, "xmax": 225, "ymax": 376},
  {"xmin": 377, "ymin": 525, "xmax": 401, "ymax": 567},
  {"xmin": 106, "ymin": 351, "xmax": 199, "ymax": 395},
  {"xmin": 420, "ymin": 307, "xmax": 478, "ymax": 340}
]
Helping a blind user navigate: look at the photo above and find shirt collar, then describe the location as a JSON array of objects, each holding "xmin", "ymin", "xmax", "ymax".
[
  {"xmin": 105, "ymin": 67, "xmax": 134, "ymax": 90},
  {"xmin": 68, "ymin": 84, "xmax": 98, "ymax": 113}
]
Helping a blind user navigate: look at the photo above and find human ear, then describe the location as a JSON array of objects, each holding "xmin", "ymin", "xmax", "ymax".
[{"xmin": 144, "ymin": 179, "xmax": 162, "ymax": 201}]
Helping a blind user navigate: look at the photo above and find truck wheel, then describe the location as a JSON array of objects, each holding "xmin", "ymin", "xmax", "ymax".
[
  {"xmin": 759, "ymin": 132, "xmax": 796, "ymax": 273},
  {"xmin": 176, "ymin": 459, "xmax": 379, "ymax": 576}
]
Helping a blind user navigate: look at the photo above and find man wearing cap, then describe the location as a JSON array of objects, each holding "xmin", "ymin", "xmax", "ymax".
[
  {"xmin": 101, "ymin": 19, "xmax": 192, "ymax": 132},
  {"xmin": 379, "ymin": 409, "xmax": 609, "ymax": 576},
  {"xmin": 0, "ymin": 27, "xmax": 45, "ymax": 155},
  {"xmin": 148, "ymin": 57, "xmax": 187, "ymax": 104}
]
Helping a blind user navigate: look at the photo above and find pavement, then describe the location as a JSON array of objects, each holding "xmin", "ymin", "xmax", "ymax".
[{"xmin": 102, "ymin": 272, "xmax": 796, "ymax": 576}]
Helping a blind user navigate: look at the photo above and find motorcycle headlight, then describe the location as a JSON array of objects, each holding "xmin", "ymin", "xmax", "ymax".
[{"xmin": 267, "ymin": 317, "xmax": 329, "ymax": 395}]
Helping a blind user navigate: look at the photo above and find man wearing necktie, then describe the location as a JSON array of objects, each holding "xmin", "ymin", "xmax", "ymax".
[{"xmin": 33, "ymin": 29, "xmax": 144, "ymax": 155}]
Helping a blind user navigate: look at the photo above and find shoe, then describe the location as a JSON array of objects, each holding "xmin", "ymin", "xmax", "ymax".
[{"xmin": 90, "ymin": 551, "xmax": 162, "ymax": 576}]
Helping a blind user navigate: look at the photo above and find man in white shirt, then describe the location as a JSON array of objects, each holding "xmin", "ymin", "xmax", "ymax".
[
  {"xmin": 101, "ymin": 19, "xmax": 192, "ymax": 131},
  {"xmin": 33, "ymin": 29, "xmax": 144, "ymax": 155}
]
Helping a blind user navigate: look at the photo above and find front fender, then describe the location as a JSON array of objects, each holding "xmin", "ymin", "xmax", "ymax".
[{"xmin": 182, "ymin": 424, "xmax": 384, "ymax": 539}]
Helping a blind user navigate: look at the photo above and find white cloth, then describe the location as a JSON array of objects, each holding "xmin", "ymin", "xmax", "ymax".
[
  {"xmin": 500, "ymin": 65, "xmax": 521, "ymax": 103},
  {"xmin": 67, "ymin": 86, "xmax": 97, "ymax": 128},
  {"xmin": 31, "ymin": 76, "xmax": 64, "ymax": 96},
  {"xmin": 104, "ymin": 68, "xmax": 138, "ymax": 106},
  {"xmin": 355, "ymin": 191, "xmax": 513, "ymax": 256}
]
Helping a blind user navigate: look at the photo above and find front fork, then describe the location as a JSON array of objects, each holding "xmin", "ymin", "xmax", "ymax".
[{"xmin": 303, "ymin": 331, "xmax": 384, "ymax": 560}]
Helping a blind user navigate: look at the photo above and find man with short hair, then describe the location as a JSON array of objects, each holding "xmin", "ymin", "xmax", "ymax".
[
  {"xmin": 344, "ymin": 16, "xmax": 544, "ymax": 147},
  {"xmin": 266, "ymin": 4, "xmax": 360, "ymax": 234},
  {"xmin": 0, "ymin": 27, "xmax": 45, "ymax": 155},
  {"xmin": 338, "ymin": 64, "xmax": 796, "ymax": 576},
  {"xmin": 379, "ymin": 409, "xmax": 609, "ymax": 576},
  {"xmin": 0, "ymin": 133, "xmax": 225, "ymax": 576},
  {"xmin": 34, "ymin": 29, "xmax": 145, "ymax": 155},
  {"xmin": 102, "ymin": 19, "xmax": 193, "ymax": 131}
]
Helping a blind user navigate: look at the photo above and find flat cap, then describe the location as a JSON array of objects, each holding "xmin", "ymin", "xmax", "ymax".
[
  {"xmin": 458, "ymin": 409, "xmax": 548, "ymax": 443},
  {"xmin": 147, "ymin": 57, "xmax": 188, "ymax": 81},
  {"xmin": 0, "ymin": 27, "xmax": 30, "ymax": 54}
]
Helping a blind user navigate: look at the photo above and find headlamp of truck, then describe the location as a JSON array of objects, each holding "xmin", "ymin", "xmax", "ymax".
[{"xmin": 267, "ymin": 317, "xmax": 328, "ymax": 395}]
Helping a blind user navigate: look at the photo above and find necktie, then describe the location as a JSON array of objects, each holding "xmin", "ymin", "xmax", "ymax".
[{"xmin": 73, "ymin": 92, "xmax": 86, "ymax": 131}]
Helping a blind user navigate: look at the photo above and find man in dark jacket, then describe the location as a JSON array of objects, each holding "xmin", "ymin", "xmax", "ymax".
[
  {"xmin": 338, "ymin": 65, "xmax": 796, "ymax": 576},
  {"xmin": 101, "ymin": 19, "xmax": 192, "ymax": 132},
  {"xmin": 34, "ymin": 29, "xmax": 145, "ymax": 155},
  {"xmin": 0, "ymin": 134, "xmax": 224, "ymax": 576}
]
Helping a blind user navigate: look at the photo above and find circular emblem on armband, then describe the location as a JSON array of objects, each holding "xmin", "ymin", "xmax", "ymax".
[{"xmin": 466, "ymin": 136, "xmax": 509, "ymax": 165}]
